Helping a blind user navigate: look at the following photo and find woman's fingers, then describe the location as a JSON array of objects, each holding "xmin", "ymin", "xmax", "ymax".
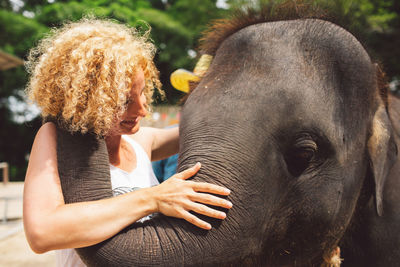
[
  {"xmin": 187, "ymin": 202, "xmax": 227, "ymax": 220},
  {"xmin": 190, "ymin": 193, "xmax": 232, "ymax": 209},
  {"xmin": 170, "ymin": 163, "xmax": 231, "ymax": 196},
  {"xmin": 174, "ymin": 162, "xmax": 201, "ymax": 180},
  {"xmin": 189, "ymin": 182, "xmax": 231, "ymax": 196},
  {"xmin": 157, "ymin": 162, "xmax": 233, "ymax": 230},
  {"xmin": 181, "ymin": 210, "xmax": 212, "ymax": 230},
  {"xmin": 180, "ymin": 200, "xmax": 230, "ymax": 229}
]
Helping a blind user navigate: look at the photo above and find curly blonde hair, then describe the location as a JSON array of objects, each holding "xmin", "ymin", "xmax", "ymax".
[{"xmin": 26, "ymin": 18, "xmax": 162, "ymax": 136}]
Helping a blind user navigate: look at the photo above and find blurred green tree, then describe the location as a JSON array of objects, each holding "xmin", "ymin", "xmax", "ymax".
[
  {"xmin": 0, "ymin": 10, "xmax": 47, "ymax": 180},
  {"xmin": 316, "ymin": 0, "xmax": 400, "ymax": 85}
]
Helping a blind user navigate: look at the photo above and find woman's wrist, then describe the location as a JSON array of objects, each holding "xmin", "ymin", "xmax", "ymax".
[{"xmin": 135, "ymin": 186, "xmax": 159, "ymax": 215}]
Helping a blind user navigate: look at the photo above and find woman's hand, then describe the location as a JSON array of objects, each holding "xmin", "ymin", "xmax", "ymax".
[{"xmin": 150, "ymin": 163, "xmax": 232, "ymax": 230}]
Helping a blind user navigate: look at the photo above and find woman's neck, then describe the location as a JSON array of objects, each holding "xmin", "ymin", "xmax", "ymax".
[
  {"xmin": 105, "ymin": 135, "xmax": 122, "ymax": 164},
  {"xmin": 105, "ymin": 134, "xmax": 136, "ymax": 172}
]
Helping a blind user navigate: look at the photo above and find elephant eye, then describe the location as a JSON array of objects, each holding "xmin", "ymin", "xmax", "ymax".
[{"xmin": 284, "ymin": 137, "xmax": 318, "ymax": 177}]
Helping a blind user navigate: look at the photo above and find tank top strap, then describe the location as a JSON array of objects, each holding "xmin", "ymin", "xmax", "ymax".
[{"xmin": 122, "ymin": 135, "xmax": 151, "ymax": 165}]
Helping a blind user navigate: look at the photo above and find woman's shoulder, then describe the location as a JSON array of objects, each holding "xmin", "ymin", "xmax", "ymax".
[
  {"xmin": 36, "ymin": 122, "xmax": 57, "ymax": 141},
  {"xmin": 40, "ymin": 121, "xmax": 56, "ymax": 130},
  {"xmin": 128, "ymin": 127, "xmax": 157, "ymax": 142},
  {"xmin": 125, "ymin": 127, "xmax": 156, "ymax": 156}
]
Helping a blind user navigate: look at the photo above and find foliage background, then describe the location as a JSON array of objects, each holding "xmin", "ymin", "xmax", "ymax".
[{"xmin": 0, "ymin": 0, "xmax": 399, "ymax": 181}]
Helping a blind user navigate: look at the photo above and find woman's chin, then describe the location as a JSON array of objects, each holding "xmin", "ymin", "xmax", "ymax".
[{"xmin": 120, "ymin": 122, "xmax": 140, "ymax": 135}]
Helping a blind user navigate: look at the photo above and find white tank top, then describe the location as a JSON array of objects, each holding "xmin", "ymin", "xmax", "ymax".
[{"xmin": 55, "ymin": 135, "xmax": 159, "ymax": 267}]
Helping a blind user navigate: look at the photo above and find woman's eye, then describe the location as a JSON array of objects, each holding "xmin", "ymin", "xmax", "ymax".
[{"xmin": 124, "ymin": 99, "xmax": 133, "ymax": 106}]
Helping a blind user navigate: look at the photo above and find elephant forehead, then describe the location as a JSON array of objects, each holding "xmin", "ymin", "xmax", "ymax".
[
  {"xmin": 196, "ymin": 19, "xmax": 375, "ymax": 105},
  {"xmin": 187, "ymin": 19, "xmax": 375, "ymax": 139},
  {"xmin": 214, "ymin": 19, "xmax": 372, "ymax": 71}
]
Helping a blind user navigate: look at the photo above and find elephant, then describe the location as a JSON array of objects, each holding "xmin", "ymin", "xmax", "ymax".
[
  {"xmin": 339, "ymin": 94, "xmax": 400, "ymax": 266},
  {"xmin": 55, "ymin": 3, "xmax": 400, "ymax": 267}
]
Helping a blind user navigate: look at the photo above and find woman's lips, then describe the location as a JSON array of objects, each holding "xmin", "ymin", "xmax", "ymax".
[{"xmin": 120, "ymin": 117, "xmax": 139, "ymax": 127}]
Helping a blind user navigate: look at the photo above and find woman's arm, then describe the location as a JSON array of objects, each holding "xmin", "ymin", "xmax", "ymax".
[
  {"xmin": 134, "ymin": 126, "xmax": 179, "ymax": 161},
  {"xmin": 23, "ymin": 123, "xmax": 158, "ymax": 253},
  {"xmin": 23, "ymin": 123, "xmax": 231, "ymax": 253}
]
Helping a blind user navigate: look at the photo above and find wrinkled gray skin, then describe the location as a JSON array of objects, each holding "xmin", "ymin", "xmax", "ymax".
[
  {"xmin": 178, "ymin": 18, "xmax": 399, "ymax": 266},
  {"xmin": 340, "ymin": 95, "xmax": 400, "ymax": 267},
  {"xmin": 58, "ymin": 19, "xmax": 399, "ymax": 266}
]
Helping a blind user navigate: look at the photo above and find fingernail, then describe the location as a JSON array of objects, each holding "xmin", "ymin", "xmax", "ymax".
[
  {"xmin": 220, "ymin": 212, "xmax": 226, "ymax": 219},
  {"xmin": 226, "ymin": 201, "xmax": 233, "ymax": 208},
  {"xmin": 206, "ymin": 223, "xmax": 212, "ymax": 230},
  {"xmin": 195, "ymin": 162, "xmax": 201, "ymax": 168},
  {"xmin": 224, "ymin": 188, "xmax": 231, "ymax": 194}
]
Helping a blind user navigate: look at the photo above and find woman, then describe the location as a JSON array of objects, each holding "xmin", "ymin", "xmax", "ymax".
[{"xmin": 23, "ymin": 18, "xmax": 232, "ymax": 266}]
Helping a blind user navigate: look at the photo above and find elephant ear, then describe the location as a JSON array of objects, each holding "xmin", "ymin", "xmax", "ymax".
[{"xmin": 367, "ymin": 104, "xmax": 397, "ymax": 216}]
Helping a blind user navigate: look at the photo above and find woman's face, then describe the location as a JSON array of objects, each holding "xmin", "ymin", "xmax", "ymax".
[{"xmin": 108, "ymin": 68, "xmax": 148, "ymax": 136}]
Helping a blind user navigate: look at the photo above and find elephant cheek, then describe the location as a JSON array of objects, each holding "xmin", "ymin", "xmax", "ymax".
[{"xmin": 268, "ymin": 175, "xmax": 345, "ymax": 250}]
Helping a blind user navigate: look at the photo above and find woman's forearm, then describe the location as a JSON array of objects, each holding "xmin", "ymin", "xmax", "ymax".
[{"xmin": 24, "ymin": 187, "xmax": 157, "ymax": 253}]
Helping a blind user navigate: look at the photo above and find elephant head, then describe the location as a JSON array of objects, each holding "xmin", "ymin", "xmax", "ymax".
[
  {"xmin": 57, "ymin": 4, "xmax": 398, "ymax": 267},
  {"xmin": 177, "ymin": 16, "xmax": 397, "ymax": 265}
]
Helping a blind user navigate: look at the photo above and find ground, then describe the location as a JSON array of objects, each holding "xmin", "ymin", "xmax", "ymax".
[{"xmin": 0, "ymin": 182, "xmax": 56, "ymax": 266}]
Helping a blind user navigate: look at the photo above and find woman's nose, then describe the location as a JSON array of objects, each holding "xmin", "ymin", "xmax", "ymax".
[
  {"xmin": 139, "ymin": 93, "xmax": 148, "ymax": 116},
  {"xmin": 128, "ymin": 95, "xmax": 147, "ymax": 117},
  {"xmin": 137, "ymin": 100, "xmax": 148, "ymax": 117}
]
